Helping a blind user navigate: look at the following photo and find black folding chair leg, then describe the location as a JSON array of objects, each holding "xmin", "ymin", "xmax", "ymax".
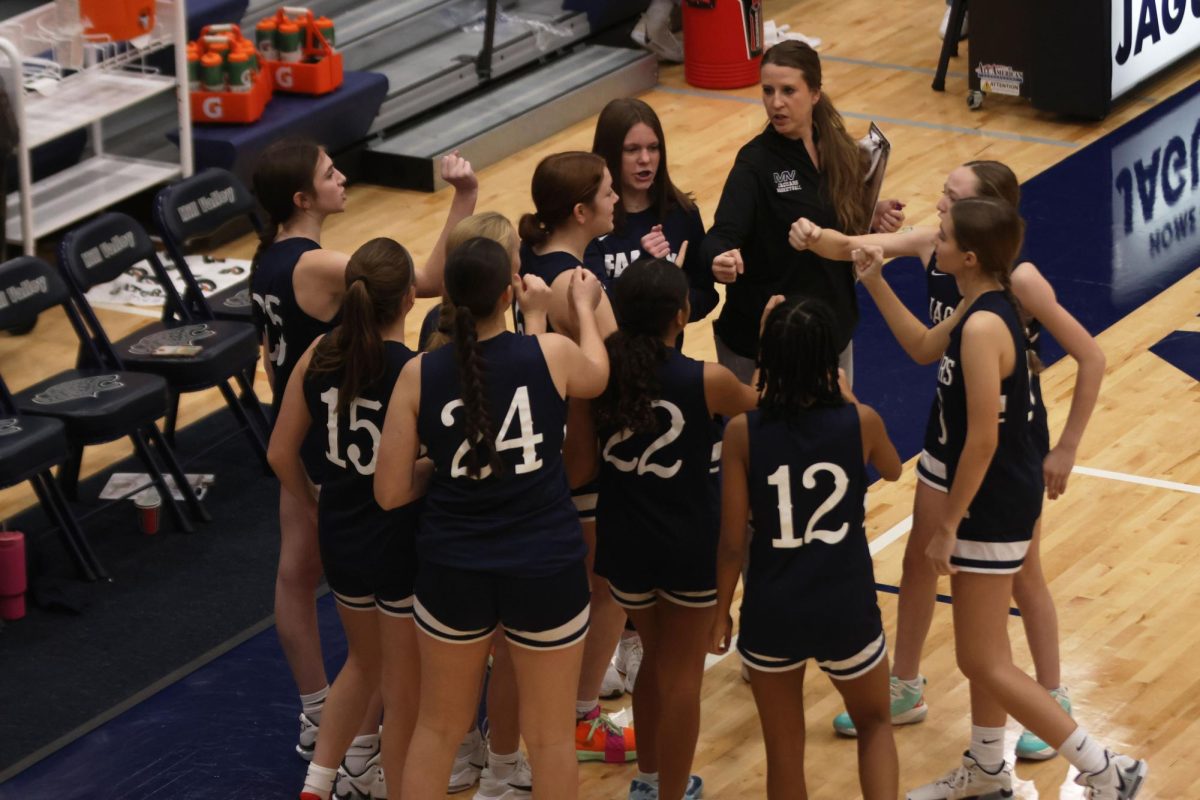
[
  {"xmin": 59, "ymin": 445, "xmax": 83, "ymax": 501},
  {"xmin": 236, "ymin": 369, "xmax": 271, "ymax": 434},
  {"xmin": 42, "ymin": 470, "xmax": 110, "ymax": 581},
  {"xmin": 29, "ymin": 472, "xmax": 99, "ymax": 582},
  {"xmin": 130, "ymin": 429, "xmax": 195, "ymax": 533},
  {"xmin": 145, "ymin": 424, "xmax": 211, "ymax": 523},
  {"xmin": 218, "ymin": 379, "xmax": 270, "ymax": 469},
  {"xmin": 932, "ymin": 0, "xmax": 968, "ymax": 91},
  {"xmin": 164, "ymin": 391, "xmax": 180, "ymax": 444}
]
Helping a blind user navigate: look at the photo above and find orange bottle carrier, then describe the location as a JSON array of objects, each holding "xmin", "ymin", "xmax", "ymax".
[
  {"xmin": 262, "ymin": 7, "xmax": 344, "ymax": 96},
  {"xmin": 189, "ymin": 23, "xmax": 275, "ymax": 124}
]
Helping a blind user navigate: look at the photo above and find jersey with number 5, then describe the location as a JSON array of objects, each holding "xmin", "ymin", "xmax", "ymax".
[
  {"xmin": 742, "ymin": 405, "xmax": 877, "ymax": 623},
  {"xmin": 417, "ymin": 331, "xmax": 583, "ymax": 577},
  {"xmin": 301, "ymin": 340, "xmax": 420, "ymax": 537}
]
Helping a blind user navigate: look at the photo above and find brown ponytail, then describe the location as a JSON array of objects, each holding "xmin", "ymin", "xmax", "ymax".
[
  {"xmin": 250, "ymin": 138, "xmax": 322, "ymax": 283},
  {"xmin": 761, "ymin": 42, "xmax": 871, "ymax": 233},
  {"xmin": 444, "ymin": 237, "xmax": 514, "ymax": 478},
  {"xmin": 307, "ymin": 238, "xmax": 414, "ymax": 412},
  {"xmin": 965, "ymin": 160, "xmax": 1021, "ymax": 209},
  {"xmin": 518, "ymin": 152, "xmax": 607, "ymax": 247}
]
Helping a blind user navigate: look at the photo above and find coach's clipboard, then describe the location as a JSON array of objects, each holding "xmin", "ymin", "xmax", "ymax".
[{"xmin": 861, "ymin": 122, "xmax": 891, "ymax": 232}]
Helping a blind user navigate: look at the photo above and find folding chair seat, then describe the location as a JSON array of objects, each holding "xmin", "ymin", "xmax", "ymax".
[
  {"xmin": 0, "ymin": 409, "xmax": 106, "ymax": 581},
  {"xmin": 58, "ymin": 212, "xmax": 271, "ymax": 467},
  {"xmin": 153, "ymin": 168, "xmax": 260, "ymax": 323},
  {"xmin": 0, "ymin": 256, "xmax": 206, "ymax": 549}
]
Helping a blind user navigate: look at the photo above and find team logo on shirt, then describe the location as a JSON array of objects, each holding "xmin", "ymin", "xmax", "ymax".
[{"xmin": 773, "ymin": 170, "xmax": 800, "ymax": 194}]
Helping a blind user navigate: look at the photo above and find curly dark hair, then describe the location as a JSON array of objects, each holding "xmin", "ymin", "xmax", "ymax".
[
  {"xmin": 593, "ymin": 258, "xmax": 689, "ymax": 436},
  {"xmin": 757, "ymin": 298, "xmax": 845, "ymax": 422}
]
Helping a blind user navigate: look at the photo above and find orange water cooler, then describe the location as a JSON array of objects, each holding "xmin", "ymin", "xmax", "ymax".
[
  {"xmin": 682, "ymin": 0, "xmax": 765, "ymax": 90},
  {"xmin": 78, "ymin": 0, "xmax": 157, "ymax": 41}
]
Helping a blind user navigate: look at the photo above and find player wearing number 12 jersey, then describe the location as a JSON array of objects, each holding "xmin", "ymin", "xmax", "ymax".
[{"xmin": 711, "ymin": 297, "xmax": 902, "ymax": 800}]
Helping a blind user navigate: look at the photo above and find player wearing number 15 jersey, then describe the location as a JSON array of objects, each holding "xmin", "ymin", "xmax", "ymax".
[
  {"xmin": 269, "ymin": 238, "xmax": 422, "ymax": 800},
  {"xmin": 374, "ymin": 237, "xmax": 609, "ymax": 800},
  {"xmin": 711, "ymin": 297, "xmax": 902, "ymax": 800}
]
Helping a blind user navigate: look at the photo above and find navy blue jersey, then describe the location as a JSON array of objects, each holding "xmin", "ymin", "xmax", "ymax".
[
  {"xmin": 925, "ymin": 251, "xmax": 1049, "ymax": 455},
  {"xmin": 517, "ymin": 245, "xmax": 603, "ymax": 335},
  {"xmin": 301, "ymin": 340, "xmax": 421, "ymax": 561},
  {"xmin": 417, "ymin": 332, "xmax": 584, "ymax": 577},
  {"xmin": 925, "ymin": 249, "xmax": 960, "ymax": 326},
  {"xmin": 250, "ymin": 237, "xmax": 335, "ymax": 416},
  {"xmin": 583, "ymin": 205, "xmax": 717, "ymax": 320},
  {"xmin": 916, "ymin": 291, "xmax": 1044, "ymax": 537},
  {"xmin": 739, "ymin": 405, "xmax": 879, "ymax": 655},
  {"xmin": 595, "ymin": 349, "xmax": 720, "ymax": 565}
]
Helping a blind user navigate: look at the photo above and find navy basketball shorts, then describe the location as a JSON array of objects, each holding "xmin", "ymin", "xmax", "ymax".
[
  {"xmin": 595, "ymin": 522, "xmax": 717, "ymax": 610},
  {"xmin": 917, "ymin": 450, "xmax": 1041, "ymax": 575},
  {"xmin": 413, "ymin": 559, "xmax": 591, "ymax": 650},
  {"xmin": 572, "ymin": 481, "xmax": 598, "ymax": 523},
  {"xmin": 319, "ymin": 525, "xmax": 417, "ymax": 617},
  {"xmin": 737, "ymin": 594, "xmax": 886, "ymax": 680}
]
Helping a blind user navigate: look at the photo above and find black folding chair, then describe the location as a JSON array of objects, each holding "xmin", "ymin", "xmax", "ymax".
[
  {"xmin": 5, "ymin": 256, "xmax": 208, "ymax": 537},
  {"xmin": 58, "ymin": 213, "xmax": 271, "ymax": 470},
  {"xmin": 153, "ymin": 168, "xmax": 260, "ymax": 324},
  {"xmin": 0, "ymin": 383, "xmax": 105, "ymax": 581}
]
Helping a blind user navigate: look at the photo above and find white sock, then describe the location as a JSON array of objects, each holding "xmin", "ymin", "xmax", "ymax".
[
  {"xmin": 576, "ymin": 699, "xmax": 599, "ymax": 720},
  {"xmin": 636, "ymin": 770, "xmax": 659, "ymax": 785},
  {"xmin": 897, "ymin": 675, "xmax": 923, "ymax": 693},
  {"xmin": 489, "ymin": 747, "xmax": 519, "ymax": 780},
  {"xmin": 300, "ymin": 686, "xmax": 329, "ymax": 724},
  {"xmin": 969, "ymin": 725, "xmax": 1006, "ymax": 771},
  {"xmin": 1061, "ymin": 725, "xmax": 1108, "ymax": 775},
  {"xmin": 302, "ymin": 763, "xmax": 337, "ymax": 799}
]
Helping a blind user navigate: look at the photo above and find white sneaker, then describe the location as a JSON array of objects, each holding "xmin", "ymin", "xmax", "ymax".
[
  {"xmin": 333, "ymin": 753, "xmax": 382, "ymax": 800},
  {"xmin": 906, "ymin": 752, "xmax": 1013, "ymax": 800},
  {"xmin": 474, "ymin": 752, "xmax": 533, "ymax": 800},
  {"xmin": 297, "ymin": 712, "xmax": 319, "ymax": 761},
  {"xmin": 616, "ymin": 634, "xmax": 644, "ymax": 694},
  {"xmin": 1075, "ymin": 751, "xmax": 1148, "ymax": 799},
  {"xmin": 601, "ymin": 659, "xmax": 625, "ymax": 699},
  {"xmin": 938, "ymin": 6, "xmax": 968, "ymax": 39},
  {"xmin": 449, "ymin": 728, "xmax": 487, "ymax": 793}
]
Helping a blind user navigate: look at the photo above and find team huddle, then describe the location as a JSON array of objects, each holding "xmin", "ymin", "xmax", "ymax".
[{"xmin": 251, "ymin": 40, "xmax": 1147, "ymax": 800}]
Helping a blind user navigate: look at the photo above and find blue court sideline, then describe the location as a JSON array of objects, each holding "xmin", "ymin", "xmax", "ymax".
[{"xmin": 3, "ymin": 79, "xmax": 1198, "ymax": 798}]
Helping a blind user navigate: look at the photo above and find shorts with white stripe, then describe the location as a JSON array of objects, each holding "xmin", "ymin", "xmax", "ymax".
[
  {"xmin": 739, "ymin": 630, "xmax": 886, "ymax": 681},
  {"xmin": 413, "ymin": 559, "xmax": 591, "ymax": 650},
  {"xmin": 609, "ymin": 583, "xmax": 717, "ymax": 610},
  {"xmin": 572, "ymin": 482, "xmax": 598, "ymax": 522},
  {"xmin": 916, "ymin": 449, "xmax": 949, "ymax": 492},
  {"xmin": 950, "ymin": 537, "xmax": 1031, "ymax": 574},
  {"xmin": 333, "ymin": 591, "xmax": 416, "ymax": 617}
]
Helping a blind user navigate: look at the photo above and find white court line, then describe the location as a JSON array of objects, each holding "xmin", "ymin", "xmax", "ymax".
[{"xmin": 1072, "ymin": 465, "xmax": 1200, "ymax": 495}]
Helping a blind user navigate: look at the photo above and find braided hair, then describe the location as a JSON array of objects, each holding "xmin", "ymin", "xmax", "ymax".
[
  {"xmin": 593, "ymin": 258, "xmax": 689, "ymax": 436},
  {"xmin": 757, "ymin": 298, "xmax": 845, "ymax": 423},
  {"xmin": 444, "ymin": 237, "xmax": 514, "ymax": 478},
  {"xmin": 249, "ymin": 138, "xmax": 321, "ymax": 285},
  {"xmin": 307, "ymin": 238, "xmax": 414, "ymax": 412}
]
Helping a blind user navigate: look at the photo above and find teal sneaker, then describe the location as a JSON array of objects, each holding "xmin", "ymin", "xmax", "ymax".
[
  {"xmin": 833, "ymin": 674, "xmax": 927, "ymax": 737},
  {"xmin": 628, "ymin": 775, "xmax": 702, "ymax": 799},
  {"xmin": 1015, "ymin": 686, "xmax": 1072, "ymax": 760}
]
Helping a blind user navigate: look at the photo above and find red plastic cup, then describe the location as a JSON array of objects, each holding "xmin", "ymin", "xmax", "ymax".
[
  {"xmin": 136, "ymin": 489, "xmax": 162, "ymax": 535},
  {"xmin": 0, "ymin": 530, "xmax": 27, "ymax": 620}
]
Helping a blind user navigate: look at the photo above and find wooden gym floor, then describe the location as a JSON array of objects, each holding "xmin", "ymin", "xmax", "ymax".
[{"xmin": 2, "ymin": 1, "xmax": 1197, "ymax": 796}]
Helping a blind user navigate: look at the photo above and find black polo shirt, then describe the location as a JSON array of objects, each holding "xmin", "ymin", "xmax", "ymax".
[{"xmin": 699, "ymin": 125, "xmax": 858, "ymax": 358}]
